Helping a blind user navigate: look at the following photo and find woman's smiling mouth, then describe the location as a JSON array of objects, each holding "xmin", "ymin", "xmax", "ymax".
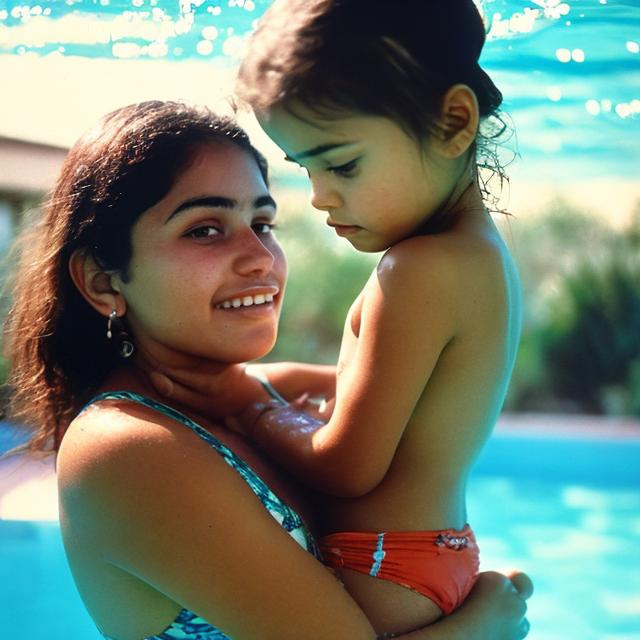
[{"xmin": 214, "ymin": 288, "xmax": 279, "ymax": 309}]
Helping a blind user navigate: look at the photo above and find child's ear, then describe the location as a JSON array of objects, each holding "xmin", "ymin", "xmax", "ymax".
[
  {"xmin": 68, "ymin": 249, "xmax": 127, "ymax": 318},
  {"xmin": 435, "ymin": 84, "xmax": 480, "ymax": 159}
]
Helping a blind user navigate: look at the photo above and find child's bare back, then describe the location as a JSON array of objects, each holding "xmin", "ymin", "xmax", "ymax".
[{"xmin": 316, "ymin": 209, "xmax": 521, "ymax": 633}]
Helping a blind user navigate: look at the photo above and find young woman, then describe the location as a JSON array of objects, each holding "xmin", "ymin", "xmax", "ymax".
[{"xmin": 4, "ymin": 100, "xmax": 530, "ymax": 640}]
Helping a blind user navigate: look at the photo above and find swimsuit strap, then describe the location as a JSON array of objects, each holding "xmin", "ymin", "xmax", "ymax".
[
  {"xmin": 245, "ymin": 366, "xmax": 289, "ymax": 405},
  {"xmin": 83, "ymin": 391, "xmax": 306, "ymax": 535},
  {"xmin": 86, "ymin": 390, "xmax": 320, "ymax": 640}
]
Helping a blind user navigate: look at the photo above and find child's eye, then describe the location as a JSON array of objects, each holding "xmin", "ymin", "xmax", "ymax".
[
  {"xmin": 253, "ymin": 222, "xmax": 276, "ymax": 235},
  {"xmin": 185, "ymin": 225, "xmax": 221, "ymax": 239},
  {"xmin": 327, "ymin": 158, "xmax": 359, "ymax": 177}
]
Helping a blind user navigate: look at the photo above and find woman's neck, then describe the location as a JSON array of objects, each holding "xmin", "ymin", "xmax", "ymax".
[{"xmin": 100, "ymin": 359, "xmax": 271, "ymax": 428}]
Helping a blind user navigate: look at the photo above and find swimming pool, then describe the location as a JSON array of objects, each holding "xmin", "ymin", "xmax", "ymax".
[{"xmin": 1, "ymin": 422, "xmax": 639, "ymax": 640}]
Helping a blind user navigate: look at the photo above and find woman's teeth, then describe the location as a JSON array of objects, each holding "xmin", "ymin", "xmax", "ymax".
[{"xmin": 216, "ymin": 293, "xmax": 274, "ymax": 309}]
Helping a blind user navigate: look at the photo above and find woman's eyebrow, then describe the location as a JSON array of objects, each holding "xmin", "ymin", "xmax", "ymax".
[
  {"xmin": 165, "ymin": 194, "xmax": 276, "ymax": 223},
  {"xmin": 285, "ymin": 141, "xmax": 355, "ymax": 162}
]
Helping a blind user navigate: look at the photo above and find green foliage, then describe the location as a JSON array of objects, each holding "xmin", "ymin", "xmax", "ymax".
[
  {"xmin": 546, "ymin": 260, "xmax": 640, "ymax": 412},
  {"xmin": 2, "ymin": 183, "xmax": 639, "ymax": 418},
  {"xmin": 263, "ymin": 194, "xmax": 377, "ymax": 364},
  {"xmin": 507, "ymin": 198, "xmax": 640, "ymax": 415}
]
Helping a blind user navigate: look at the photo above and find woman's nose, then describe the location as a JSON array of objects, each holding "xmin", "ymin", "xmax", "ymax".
[
  {"xmin": 233, "ymin": 229, "xmax": 276, "ymax": 276},
  {"xmin": 310, "ymin": 179, "xmax": 342, "ymax": 212}
]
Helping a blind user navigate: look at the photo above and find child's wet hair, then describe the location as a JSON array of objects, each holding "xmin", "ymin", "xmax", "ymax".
[{"xmin": 237, "ymin": 0, "xmax": 510, "ymax": 200}]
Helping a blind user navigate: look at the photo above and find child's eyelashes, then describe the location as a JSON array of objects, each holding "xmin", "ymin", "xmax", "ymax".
[{"xmin": 327, "ymin": 158, "xmax": 360, "ymax": 177}]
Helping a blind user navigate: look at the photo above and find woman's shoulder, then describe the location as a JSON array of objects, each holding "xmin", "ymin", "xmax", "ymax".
[{"xmin": 57, "ymin": 394, "xmax": 226, "ymax": 512}]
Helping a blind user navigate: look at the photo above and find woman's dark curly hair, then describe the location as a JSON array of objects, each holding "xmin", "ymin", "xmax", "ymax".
[{"xmin": 3, "ymin": 100, "xmax": 268, "ymax": 452}]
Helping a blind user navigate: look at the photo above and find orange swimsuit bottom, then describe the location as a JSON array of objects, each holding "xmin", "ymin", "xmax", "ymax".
[{"xmin": 319, "ymin": 525, "xmax": 480, "ymax": 615}]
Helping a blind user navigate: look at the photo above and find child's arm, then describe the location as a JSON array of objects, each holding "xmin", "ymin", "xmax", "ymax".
[
  {"xmin": 244, "ymin": 238, "xmax": 461, "ymax": 496},
  {"xmin": 147, "ymin": 361, "xmax": 335, "ymax": 419},
  {"xmin": 247, "ymin": 362, "xmax": 336, "ymax": 403}
]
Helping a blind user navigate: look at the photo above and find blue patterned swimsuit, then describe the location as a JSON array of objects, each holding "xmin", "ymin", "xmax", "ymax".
[{"xmin": 85, "ymin": 391, "xmax": 321, "ymax": 640}]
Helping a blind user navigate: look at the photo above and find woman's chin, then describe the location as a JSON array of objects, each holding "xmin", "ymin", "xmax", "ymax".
[
  {"xmin": 131, "ymin": 329, "xmax": 278, "ymax": 368},
  {"xmin": 202, "ymin": 334, "xmax": 278, "ymax": 365},
  {"xmin": 227, "ymin": 339, "xmax": 277, "ymax": 363}
]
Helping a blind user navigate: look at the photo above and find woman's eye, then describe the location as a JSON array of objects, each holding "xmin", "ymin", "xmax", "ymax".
[
  {"xmin": 185, "ymin": 225, "xmax": 221, "ymax": 239},
  {"xmin": 253, "ymin": 222, "xmax": 276, "ymax": 235},
  {"xmin": 327, "ymin": 158, "xmax": 359, "ymax": 177}
]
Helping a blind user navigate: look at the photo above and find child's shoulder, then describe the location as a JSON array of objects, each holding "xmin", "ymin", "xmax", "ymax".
[
  {"xmin": 379, "ymin": 229, "xmax": 497, "ymax": 282},
  {"xmin": 372, "ymin": 228, "xmax": 509, "ymax": 313}
]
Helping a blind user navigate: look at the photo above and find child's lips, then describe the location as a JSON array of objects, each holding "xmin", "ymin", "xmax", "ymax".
[{"xmin": 327, "ymin": 220, "xmax": 361, "ymax": 237}]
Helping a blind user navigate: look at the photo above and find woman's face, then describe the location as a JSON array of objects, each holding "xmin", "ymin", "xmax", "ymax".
[{"xmin": 112, "ymin": 142, "xmax": 287, "ymax": 367}]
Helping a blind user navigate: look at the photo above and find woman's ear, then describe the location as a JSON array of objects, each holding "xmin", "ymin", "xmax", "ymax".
[
  {"xmin": 435, "ymin": 84, "xmax": 480, "ymax": 159},
  {"xmin": 68, "ymin": 249, "xmax": 126, "ymax": 318}
]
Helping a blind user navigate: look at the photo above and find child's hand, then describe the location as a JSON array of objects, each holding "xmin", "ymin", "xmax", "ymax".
[
  {"xmin": 230, "ymin": 401, "xmax": 325, "ymax": 442},
  {"xmin": 226, "ymin": 400, "xmax": 285, "ymax": 437},
  {"xmin": 147, "ymin": 364, "xmax": 260, "ymax": 420},
  {"xmin": 148, "ymin": 369, "xmax": 234, "ymax": 419},
  {"xmin": 292, "ymin": 394, "xmax": 336, "ymax": 421}
]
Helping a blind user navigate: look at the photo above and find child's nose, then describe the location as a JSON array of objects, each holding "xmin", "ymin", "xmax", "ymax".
[{"xmin": 310, "ymin": 180, "xmax": 342, "ymax": 212}]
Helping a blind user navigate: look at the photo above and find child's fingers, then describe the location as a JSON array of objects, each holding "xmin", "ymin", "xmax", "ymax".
[
  {"xmin": 291, "ymin": 393, "xmax": 309, "ymax": 408},
  {"xmin": 225, "ymin": 416, "xmax": 246, "ymax": 435},
  {"xmin": 149, "ymin": 371, "xmax": 174, "ymax": 397},
  {"xmin": 318, "ymin": 396, "xmax": 336, "ymax": 419},
  {"xmin": 149, "ymin": 371, "xmax": 214, "ymax": 414},
  {"xmin": 152, "ymin": 362, "xmax": 224, "ymax": 393}
]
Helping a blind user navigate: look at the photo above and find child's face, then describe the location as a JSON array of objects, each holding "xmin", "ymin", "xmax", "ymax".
[
  {"xmin": 112, "ymin": 142, "xmax": 287, "ymax": 366},
  {"xmin": 259, "ymin": 103, "xmax": 463, "ymax": 252}
]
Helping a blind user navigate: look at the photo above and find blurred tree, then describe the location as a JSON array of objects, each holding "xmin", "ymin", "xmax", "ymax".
[{"xmin": 507, "ymin": 198, "xmax": 640, "ymax": 416}]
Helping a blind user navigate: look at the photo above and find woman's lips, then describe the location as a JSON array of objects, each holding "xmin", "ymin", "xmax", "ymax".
[{"xmin": 215, "ymin": 292, "xmax": 275, "ymax": 310}]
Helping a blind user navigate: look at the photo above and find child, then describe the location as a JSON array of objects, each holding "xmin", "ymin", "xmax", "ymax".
[{"xmin": 160, "ymin": 1, "xmax": 524, "ymax": 636}]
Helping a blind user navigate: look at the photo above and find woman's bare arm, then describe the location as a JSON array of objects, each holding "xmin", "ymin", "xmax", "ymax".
[{"xmin": 58, "ymin": 404, "xmax": 530, "ymax": 640}]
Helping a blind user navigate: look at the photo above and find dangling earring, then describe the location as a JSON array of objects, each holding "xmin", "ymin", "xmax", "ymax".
[
  {"xmin": 106, "ymin": 309, "xmax": 117, "ymax": 339},
  {"xmin": 119, "ymin": 339, "xmax": 134, "ymax": 359},
  {"xmin": 106, "ymin": 308, "xmax": 135, "ymax": 359}
]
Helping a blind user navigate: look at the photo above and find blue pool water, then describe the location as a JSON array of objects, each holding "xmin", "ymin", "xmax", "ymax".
[
  {"xmin": 0, "ymin": 0, "xmax": 638, "ymax": 181},
  {"xmin": 1, "ymin": 427, "xmax": 639, "ymax": 639}
]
